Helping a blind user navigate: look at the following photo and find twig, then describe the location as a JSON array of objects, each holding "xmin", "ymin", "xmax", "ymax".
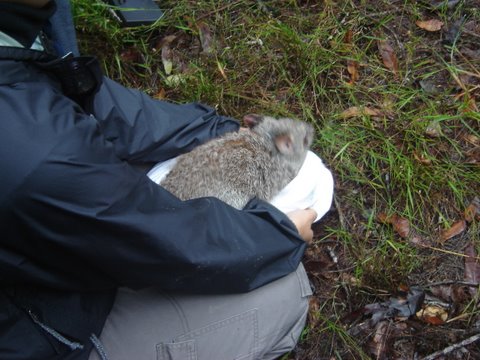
[
  {"xmin": 418, "ymin": 280, "xmax": 480, "ymax": 288},
  {"xmin": 421, "ymin": 333, "xmax": 480, "ymax": 360},
  {"xmin": 446, "ymin": 313, "xmax": 472, "ymax": 324},
  {"xmin": 417, "ymin": 243, "xmax": 480, "ymax": 261},
  {"xmin": 333, "ymin": 195, "xmax": 346, "ymax": 230}
]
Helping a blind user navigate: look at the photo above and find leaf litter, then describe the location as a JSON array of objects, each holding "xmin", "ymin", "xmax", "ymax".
[
  {"xmin": 377, "ymin": 39, "xmax": 399, "ymax": 78},
  {"xmin": 416, "ymin": 19, "xmax": 445, "ymax": 32}
]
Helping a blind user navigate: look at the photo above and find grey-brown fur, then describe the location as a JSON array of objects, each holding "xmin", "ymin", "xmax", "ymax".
[{"xmin": 160, "ymin": 115, "xmax": 314, "ymax": 209}]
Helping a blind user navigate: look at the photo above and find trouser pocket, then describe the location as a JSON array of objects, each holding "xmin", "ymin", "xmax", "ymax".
[{"xmin": 156, "ymin": 308, "xmax": 258, "ymax": 360}]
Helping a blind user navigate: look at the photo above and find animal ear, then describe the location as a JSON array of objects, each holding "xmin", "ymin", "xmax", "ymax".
[
  {"xmin": 274, "ymin": 134, "xmax": 294, "ymax": 154},
  {"xmin": 242, "ymin": 114, "xmax": 263, "ymax": 128}
]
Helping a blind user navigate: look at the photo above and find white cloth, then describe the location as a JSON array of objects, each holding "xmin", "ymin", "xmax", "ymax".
[{"xmin": 147, "ymin": 150, "xmax": 334, "ymax": 222}]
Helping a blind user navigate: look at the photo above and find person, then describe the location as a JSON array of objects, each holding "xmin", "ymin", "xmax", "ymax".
[{"xmin": 0, "ymin": 1, "xmax": 327, "ymax": 359}]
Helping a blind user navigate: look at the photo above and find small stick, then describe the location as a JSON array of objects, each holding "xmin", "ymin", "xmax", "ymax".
[
  {"xmin": 420, "ymin": 281, "xmax": 479, "ymax": 288},
  {"xmin": 333, "ymin": 195, "xmax": 346, "ymax": 231},
  {"xmin": 417, "ymin": 243, "xmax": 480, "ymax": 261},
  {"xmin": 421, "ymin": 333, "xmax": 480, "ymax": 360}
]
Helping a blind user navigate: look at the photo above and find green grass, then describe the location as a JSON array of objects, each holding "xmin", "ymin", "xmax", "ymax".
[{"xmin": 73, "ymin": 0, "xmax": 480, "ymax": 357}]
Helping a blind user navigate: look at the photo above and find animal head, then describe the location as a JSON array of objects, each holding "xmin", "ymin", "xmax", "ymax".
[{"xmin": 243, "ymin": 114, "xmax": 314, "ymax": 159}]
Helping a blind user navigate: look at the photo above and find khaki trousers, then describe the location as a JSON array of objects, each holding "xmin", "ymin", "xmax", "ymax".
[{"xmin": 89, "ymin": 264, "xmax": 312, "ymax": 360}]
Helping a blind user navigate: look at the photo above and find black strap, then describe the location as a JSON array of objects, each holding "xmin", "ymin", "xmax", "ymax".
[
  {"xmin": 0, "ymin": 45, "xmax": 103, "ymax": 105},
  {"xmin": 0, "ymin": 45, "xmax": 54, "ymax": 62},
  {"xmin": 35, "ymin": 53, "xmax": 103, "ymax": 99}
]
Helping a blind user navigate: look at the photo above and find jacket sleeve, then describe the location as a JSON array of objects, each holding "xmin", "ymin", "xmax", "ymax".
[
  {"xmin": 87, "ymin": 77, "xmax": 240, "ymax": 163},
  {"xmin": 2, "ymin": 97, "xmax": 305, "ymax": 294}
]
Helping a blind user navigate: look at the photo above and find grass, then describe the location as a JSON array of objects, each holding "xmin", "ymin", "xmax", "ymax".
[{"xmin": 73, "ymin": 0, "xmax": 480, "ymax": 358}]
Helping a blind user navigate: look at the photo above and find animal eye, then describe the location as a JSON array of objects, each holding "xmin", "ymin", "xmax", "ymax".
[{"xmin": 303, "ymin": 136, "xmax": 309, "ymax": 147}]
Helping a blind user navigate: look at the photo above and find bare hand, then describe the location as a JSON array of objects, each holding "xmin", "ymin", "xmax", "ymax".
[{"xmin": 286, "ymin": 209, "xmax": 317, "ymax": 244}]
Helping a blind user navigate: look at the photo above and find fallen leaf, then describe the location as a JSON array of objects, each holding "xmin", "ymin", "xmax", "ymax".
[
  {"xmin": 377, "ymin": 213, "xmax": 411, "ymax": 238},
  {"xmin": 155, "ymin": 34, "xmax": 177, "ymax": 50},
  {"xmin": 413, "ymin": 151, "xmax": 433, "ymax": 165},
  {"xmin": 368, "ymin": 321, "xmax": 390, "ymax": 360},
  {"xmin": 464, "ymin": 134, "xmax": 480, "ymax": 146},
  {"xmin": 341, "ymin": 106, "xmax": 382, "ymax": 118},
  {"xmin": 378, "ymin": 40, "xmax": 399, "ymax": 77},
  {"xmin": 430, "ymin": 284, "xmax": 469, "ymax": 304},
  {"xmin": 161, "ymin": 45, "xmax": 173, "ymax": 75},
  {"xmin": 344, "ymin": 29, "xmax": 359, "ymax": 83},
  {"xmin": 347, "ymin": 60, "xmax": 360, "ymax": 83},
  {"xmin": 425, "ymin": 120, "xmax": 442, "ymax": 137},
  {"xmin": 416, "ymin": 305, "xmax": 448, "ymax": 325},
  {"xmin": 154, "ymin": 87, "xmax": 166, "ymax": 100},
  {"xmin": 465, "ymin": 197, "xmax": 480, "ymax": 222},
  {"xmin": 197, "ymin": 22, "xmax": 213, "ymax": 54},
  {"xmin": 416, "ymin": 19, "xmax": 444, "ymax": 32},
  {"xmin": 344, "ymin": 28, "xmax": 354, "ymax": 44},
  {"xmin": 464, "ymin": 243, "xmax": 480, "ymax": 297},
  {"xmin": 120, "ymin": 47, "xmax": 141, "ymax": 63},
  {"xmin": 164, "ymin": 74, "xmax": 184, "ymax": 87},
  {"xmin": 440, "ymin": 220, "xmax": 467, "ymax": 242}
]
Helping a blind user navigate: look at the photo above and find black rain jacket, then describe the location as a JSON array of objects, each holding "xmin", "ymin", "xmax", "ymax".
[{"xmin": 0, "ymin": 47, "xmax": 306, "ymax": 359}]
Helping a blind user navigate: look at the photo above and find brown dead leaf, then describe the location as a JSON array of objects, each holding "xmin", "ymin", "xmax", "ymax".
[
  {"xmin": 378, "ymin": 213, "xmax": 411, "ymax": 238},
  {"xmin": 413, "ymin": 151, "xmax": 433, "ymax": 165},
  {"xmin": 416, "ymin": 305, "xmax": 448, "ymax": 325},
  {"xmin": 120, "ymin": 47, "xmax": 141, "ymax": 63},
  {"xmin": 378, "ymin": 40, "xmax": 399, "ymax": 77},
  {"xmin": 155, "ymin": 34, "xmax": 177, "ymax": 49},
  {"xmin": 197, "ymin": 22, "xmax": 213, "ymax": 54},
  {"xmin": 464, "ymin": 243, "xmax": 480, "ymax": 297},
  {"xmin": 378, "ymin": 214, "xmax": 429, "ymax": 247},
  {"xmin": 440, "ymin": 220, "xmax": 467, "ymax": 242},
  {"xmin": 368, "ymin": 321, "xmax": 390, "ymax": 360},
  {"xmin": 347, "ymin": 60, "xmax": 360, "ymax": 83},
  {"xmin": 416, "ymin": 19, "xmax": 444, "ymax": 32},
  {"xmin": 464, "ymin": 134, "xmax": 480, "ymax": 146},
  {"xmin": 341, "ymin": 106, "xmax": 383, "ymax": 118},
  {"xmin": 344, "ymin": 29, "xmax": 360, "ymax": 83},
  {"xmin": 465, "ymin": 197, "xmax": 480, "ymax": 222},
  {"xmin": 344, "ymin": 28, "xmax": 354, "ymax": 44},
  {"xmin": 154, "ymin": 88, "xmax": 166, "ymax": 100},
  {"xmin": 430, "ymin": 284, "xmax": 469, "ymax": 304}
]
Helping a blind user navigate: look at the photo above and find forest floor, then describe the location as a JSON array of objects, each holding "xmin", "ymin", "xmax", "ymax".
[{"xmin": 73, "ymin": 1, "xmax": 480, "ymax": 358}]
